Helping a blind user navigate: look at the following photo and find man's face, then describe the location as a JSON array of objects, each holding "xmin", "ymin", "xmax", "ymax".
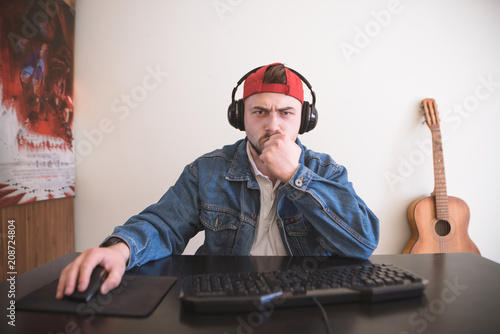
[{"xmin": 244, "ymin": 92, "xmax": 302, "ymax": 155}]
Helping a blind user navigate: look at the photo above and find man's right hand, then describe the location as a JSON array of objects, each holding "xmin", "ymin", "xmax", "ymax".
[{"xmin": 55, "ymin": 242, "xmax": 130, "ymax": 299}]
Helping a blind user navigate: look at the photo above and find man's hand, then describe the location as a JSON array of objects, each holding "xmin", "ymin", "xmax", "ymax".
[
  {"xmin": 259, "ymin": 133, "xmax": 301, "ymax": 183},
  {"xmin": 56, "ymin": 242, "xmax": 130, "ymax": 299}
]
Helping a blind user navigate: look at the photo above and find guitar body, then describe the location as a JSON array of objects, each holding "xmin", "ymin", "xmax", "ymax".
[{"xmin": 403, "ymin": 196, "xmax": 480, "ymax": 254}]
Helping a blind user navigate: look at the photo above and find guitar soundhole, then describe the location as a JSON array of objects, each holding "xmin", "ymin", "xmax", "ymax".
[{"xmin": 435, "ymin": 220, "xmax": 451, "ymax": 236}]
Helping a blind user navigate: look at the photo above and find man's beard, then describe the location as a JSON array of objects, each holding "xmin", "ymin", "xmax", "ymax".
[{"xmin": 248, "ymin": 139, "xmax": 264, "ymax": 155}]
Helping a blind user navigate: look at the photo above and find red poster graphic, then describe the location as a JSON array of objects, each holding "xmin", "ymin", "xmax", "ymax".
[{"xmin": 0, "ymin": 0, "xmax": 76, "ymax": 208}]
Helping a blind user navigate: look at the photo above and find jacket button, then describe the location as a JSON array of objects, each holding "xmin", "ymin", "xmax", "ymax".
[
  {"xmin": 252, "ymin": 213, "xmax": 257, "ymax": 220},
  {"xmin": 295, "ymin": 178, "xmax": 303, "ymax": 187}
]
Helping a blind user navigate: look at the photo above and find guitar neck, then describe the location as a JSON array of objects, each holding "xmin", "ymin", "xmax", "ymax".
[{"xmin": 431, "ymin": 128, "xmax": 449, "ymax": 220}]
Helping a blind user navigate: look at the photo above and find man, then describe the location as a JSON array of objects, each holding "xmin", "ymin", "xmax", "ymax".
[{"xmin": 56, "ymin": 63, "xmax": 379, "ymax": 299}]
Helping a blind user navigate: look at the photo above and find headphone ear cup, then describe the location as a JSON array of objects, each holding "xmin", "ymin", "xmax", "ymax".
[
  {"xmin": 237, "ymin": 99, "xmax": 245, "ymax": 131},
  {"xmin": 228, "ymin": 99, "xmax": 245, "ymax": 130},
  {"xmin": 299, "ymin": 102, "xmax": 311, "ymax": 134},
  {"xmin": 227, "ymin": 100, "xmax": 238, "ymax": 129},
  {"xmin": 307, "ymin": 104, "xmax": 318, "ymax": 132},
  {"xmin": 299, "ymin": 102, "xmax": 318, "ymax": 134}
]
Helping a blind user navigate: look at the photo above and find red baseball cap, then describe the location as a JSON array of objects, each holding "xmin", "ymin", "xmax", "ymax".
[{"xmin": 242, "ymin": 63, "xmax": 304, "ymax": 104}]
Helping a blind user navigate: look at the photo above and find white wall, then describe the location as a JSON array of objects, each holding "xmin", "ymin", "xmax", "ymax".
[{"xmin": 73, "ymin": 0, "xmax": 500, "ymax": 263}]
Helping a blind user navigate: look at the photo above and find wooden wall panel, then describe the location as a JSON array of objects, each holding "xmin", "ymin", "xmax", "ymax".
[{"xmin": 0, "ymin": 197, "xmax": 74, "ymax": 282}]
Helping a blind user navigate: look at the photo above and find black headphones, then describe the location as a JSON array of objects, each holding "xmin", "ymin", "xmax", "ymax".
[{"xmin": 227, "ymin": 65, "xmax": 318, "ymax": 134}]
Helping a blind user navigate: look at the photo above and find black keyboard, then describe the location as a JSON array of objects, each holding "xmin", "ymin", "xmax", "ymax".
[{"xmin": 179, "ymin": 263, "xmax": 428, "ymax": 313}]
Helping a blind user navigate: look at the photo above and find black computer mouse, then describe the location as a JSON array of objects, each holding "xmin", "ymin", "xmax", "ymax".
[{"xmin": 66, "ymin": 266, "xmax": 108, "ymax": 303}]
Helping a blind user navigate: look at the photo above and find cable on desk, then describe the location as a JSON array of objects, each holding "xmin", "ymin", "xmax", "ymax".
[{"xmin": 313, "ymin": 297, "xmax": 333, "ymax": 334}]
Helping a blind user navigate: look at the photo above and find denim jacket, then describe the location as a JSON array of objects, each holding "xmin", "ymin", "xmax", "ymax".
[{"xmin": 111, "ymin": 138, "xmax": 379, "ymax": 269}]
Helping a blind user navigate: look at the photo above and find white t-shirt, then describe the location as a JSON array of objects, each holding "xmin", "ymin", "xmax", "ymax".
[{"xmin": 246, "ymin": 142, "xmax": 287, "ymax": 256}]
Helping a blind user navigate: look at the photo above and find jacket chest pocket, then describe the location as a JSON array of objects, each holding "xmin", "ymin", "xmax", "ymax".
[
  {"xmin": 282, "ymin": 215, "xmax": 320, "ymax": 255},
  {"xmin": 200, "ymin": 207, "xmax": 239, "ymax": 254},
  {"xmin": 283, "ymin": 216, "xmax": 311, "ymax": 237}
]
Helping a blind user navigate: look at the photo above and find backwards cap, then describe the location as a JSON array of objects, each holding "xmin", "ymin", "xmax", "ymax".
[{"xmin": 242, "ymin": 63, "xmax": 304, "ymax": 104}]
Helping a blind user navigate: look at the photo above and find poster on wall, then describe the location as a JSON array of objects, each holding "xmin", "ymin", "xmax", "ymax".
[{"xmin": 0, "ymin": 0, "xmax": 76, "ymax": 208}]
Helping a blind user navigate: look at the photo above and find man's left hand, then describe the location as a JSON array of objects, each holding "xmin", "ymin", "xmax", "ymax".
[{"xmin": 259, "ymin": 133, "xmax": 301, "ymax": 183}]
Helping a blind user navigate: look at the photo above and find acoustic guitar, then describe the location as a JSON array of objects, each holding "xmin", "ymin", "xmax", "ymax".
[{"xmin": 403, "ymin": 99, "xmax": 480, "ymax": 255}]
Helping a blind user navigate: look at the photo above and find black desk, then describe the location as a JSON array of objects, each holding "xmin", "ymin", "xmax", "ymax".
[{"xmin": 1, "ymin": 253, "xmax": 499, "ymax": 334}]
